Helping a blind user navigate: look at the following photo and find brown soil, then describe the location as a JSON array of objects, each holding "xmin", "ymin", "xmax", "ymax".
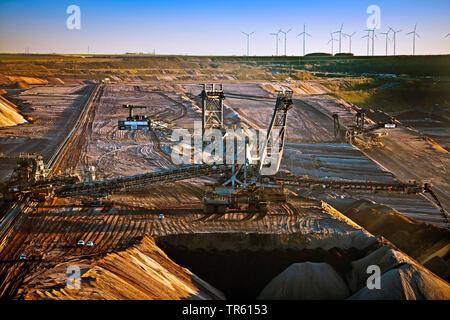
[
  {"xmin": 20, "ymin": 236, "xmax": 224, "ymax": 300},
  {"xmin": 0, "ymin": 96, "xmax": 27, "ymax": 127}
]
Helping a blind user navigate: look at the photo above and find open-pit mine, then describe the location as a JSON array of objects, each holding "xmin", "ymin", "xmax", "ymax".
[{"xmin": 0, "ymin": 55, "xmax": 449, "ymax": 300}]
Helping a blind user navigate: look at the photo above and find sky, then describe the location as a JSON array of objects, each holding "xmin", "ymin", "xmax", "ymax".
[{"xmin": 0, "ymin": 0, "xmax": 449, "ymax": 56}]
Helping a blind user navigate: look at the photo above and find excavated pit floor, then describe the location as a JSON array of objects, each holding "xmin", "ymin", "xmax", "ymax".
[{"xmin": 155, "ymin": 233, "xmax": 376, "ymax": 299}]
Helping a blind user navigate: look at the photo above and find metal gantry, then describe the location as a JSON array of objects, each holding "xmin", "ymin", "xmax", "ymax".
[{"xmin": 201, "ymin": 84, "xmax": 225, "ymax": 137}]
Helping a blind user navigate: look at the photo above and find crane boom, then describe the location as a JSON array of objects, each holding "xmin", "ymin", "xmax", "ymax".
[{"xmin": 258, "ymin": 89, "xmax": 293, "ymax": 175}]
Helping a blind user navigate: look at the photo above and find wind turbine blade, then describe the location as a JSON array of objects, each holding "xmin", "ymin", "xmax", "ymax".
[
  {"xmin": 351, "ymin": 32, "xmax": 356, "ymax": 36},
  {"xmin": 416, "ymin": 33, "xmax": 420, "ymax": 38},
  {"xmin": 287, "ymin": 28, "xmax": 292, "ymax": 33},
  {"xmin": 306, "ymin": 33, "xmax": 312, "ymax": 37}
]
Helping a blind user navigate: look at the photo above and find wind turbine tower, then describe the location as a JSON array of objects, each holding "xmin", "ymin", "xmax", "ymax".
[
  {"xmin": 343, "ymin": 32, "xmax": 356, "ymax": 53},
  {"xmin": 364, "ymin": 28, "xmax": 376, "ymax": 56},
  {"xmin": 328, "ymin": 32, "xmax": 338, "ymax": 55},
  {"xmin": 332, "ymin": 24, "xmax": 344, "ymax": 53},
  {"xmin": 380, "ymin": 30, "xmax": 390, "ymax": 56},
  {"xmin": 388, "ymin": 27, "xmax": 402, "ymax": 56},
  {"xmin": 242, "ymin": 31, "xmax": 254, "ymax": 56},
  {"xmin": 406, "ymin": 23, "xmax": 420, "ymax": 55},
  {"xmin": 270, "ymin": 31, "xmax": 280, "ymax": 56},
  {"xmin": 279, "ymin": 28, "xmax": 292, "ymax": 56},
  {"xmin": 297, "ymin": 24, "xmax": 311, "ymax": 56},
  {"xmin": 362, "ymin": 30, "xmax": 370, "ymax": 56}
]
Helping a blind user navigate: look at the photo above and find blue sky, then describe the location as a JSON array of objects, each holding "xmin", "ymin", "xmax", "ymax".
[{"xmin": 0, "ymin": 0, "xmax": 449, "ymax": 55}]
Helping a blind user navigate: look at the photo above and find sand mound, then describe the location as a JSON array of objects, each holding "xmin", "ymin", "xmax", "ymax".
[
  {"xmin": 0, "ymin": 96, "xmax": 27, "ymax": 127},
  {"xmin": 0, "ymin": 74, "xmax": 47, "ymax": 87},
  {"xmin": 257, "ymin": 245, "xmax": 450, "ymax": 300},
  {"xmin": 349, "ymin": 262, "xmax": 450, "ymax": 300},
  {"xmin": 347, "ymin": 245, "xmax": 415, "ymax": 292},
  {"xmin": 47, "ymin": 77, "xmax": 65, "ymax": 85},
  {"xmin": 260, "ymin": 81, "xmax": 329, "ymax": 96},
  {"xmin": 257, "ymin": 262, "xmax": 350, "ymax": 300},
  {"xmin": 22, "ymin": 237, "xmax": 224, "ymax": 300},
  {"xmin": 342, "ymin": 199, "xmax": 450, "ymax": 280}
]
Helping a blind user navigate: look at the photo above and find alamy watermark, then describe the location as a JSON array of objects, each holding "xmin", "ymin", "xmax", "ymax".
[
  {"xmin": 366, "ymin": 5, "xmax": 381, "ymax": 30},
  {"xmin": 66, "ymin": 5, "xmax": 81, "ymax": 30},
  {"xmin": 366, "ymin": 265, "xmax": 381, "ymax": 290},
  {"xmin": 66, "ymin": 265, "xmax": 81, "ymax": 290},
  {"xmin": 170, "ymin": 121, "xmax": 283, "ymax": 175}
]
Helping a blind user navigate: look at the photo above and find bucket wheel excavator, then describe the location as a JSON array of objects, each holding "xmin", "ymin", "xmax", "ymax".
[{"xmin": 202, "ymin": 88, "xmax": 294, "ymax": 214}]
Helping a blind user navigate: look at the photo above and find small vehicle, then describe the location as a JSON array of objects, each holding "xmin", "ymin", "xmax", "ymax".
[
  {"xmin": 19, "ymin": 254, "xmax": 26, "ymax": 260},
  {"xmin": 158, "ymin": 214, "xmax": 164, "ymax": 220},
  {"xmin": 86, "ymin": 241, "xmax": 94, "ymax": 247},
  {"xmin": 77, "ymin": 240, "xmax": 85, "ymax": 246}
]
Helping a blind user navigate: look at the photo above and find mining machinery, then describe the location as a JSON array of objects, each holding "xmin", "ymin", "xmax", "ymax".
[
  {"xmin": 333, "ymin": 109, "xmax": 398, "ymax": 145},
  {"xmin": 1, "ymin": 153, "xmax": 79, "ymax": 201},
  {"xmin": 10, "ymin": 84, "xmax": 445, "ymax": 226},
  {"xmin": 54, "ymin": 86, "xmax": 295, "ymax": 214},
  {"xmin": 118, "ymin": 104, "xmax": 151, "ymax": 130},
  {"xmin": 8, "ymin": 153, "xmax": 49, "ymax": 187},
  {"xmin": 201, "ymin": 83, "xmax": 225, "ymax": 134},
  {"xmin": 201, "ymin": 88, "xmax": 294, "ymax": 214}
]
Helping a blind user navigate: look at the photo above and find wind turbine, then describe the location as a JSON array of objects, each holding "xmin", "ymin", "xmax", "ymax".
[
  {"xmin": 388, "ymin": 27, "xmax": 402, "ymax": 55},
  {"xmin": 328, "ymin": 32, "xmax": 338, "ymax": 55},
  {"xmin": 278, "ymin": 28, "xmax": 291, "ymax": 56},
  {"xmin": 364, "ymin": 28, "xmax": 376, "ymax": 56},
  {"xmin": 343, "ymin": 32, "xmax": 356, "ymax": 53},
  {"xmin": 297, "ymin": 24, "xmax": 311, "ymax": 56},
  {"xmin": 406, "ymin": 23, "xmax": 420, "ymax": 55},
  {"xmin": 332, "ymin": 24, "xmax": 344, "ymax": 53},
  {"xmin": 445, "ymin": 33, "xmax": 450, "ymax": 38},
  {"xmin": 270, "ymin": 31, "xmax": 280, "ymax": 56},
  {"xmin": 241, "ymin": 31, "xmax": 254, "ymax": 56},
  {"xmin": 380, "ymin": 30, "xmax": 390, "ymax": 56},
  {"xmin": 362, "ymin": 30, "xmax": 370, "ymax": 56}
]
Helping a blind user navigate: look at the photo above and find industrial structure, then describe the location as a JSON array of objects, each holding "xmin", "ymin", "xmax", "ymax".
[
  {"xmin": 1, "ymin": 84, "xmax": 447, "ymax": 226},
  {"xmin": 118, "ymin": 104, "xmax": 151, "ymax": 130},
  {"xmin": 201, "ymin": 84, "xmax": 225, "ymax": 136},
  {"xmin": 332, "ymin": 109, "xmax": 397, "ymax": 144}
]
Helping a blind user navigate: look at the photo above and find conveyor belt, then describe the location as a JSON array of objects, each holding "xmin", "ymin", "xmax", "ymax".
[
  {"xmin": 275, "ymin": 176, "xmax": 426, "ymax": 194},
  {"xmin": 55, "ymin": 164, "xmax": 231, "ymax": 197}
]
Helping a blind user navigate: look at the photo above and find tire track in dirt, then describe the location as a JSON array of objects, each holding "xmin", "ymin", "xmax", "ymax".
[{"xmin": 95, "ymin": 213, "xmax": 121, "ymax": 254}]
